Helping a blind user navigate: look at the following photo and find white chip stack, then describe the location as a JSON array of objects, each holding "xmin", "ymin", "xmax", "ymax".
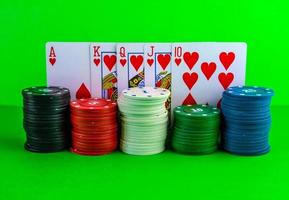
[{"xmin": 118, "ymin": 87, "xmax": 170, "ymax": 155}]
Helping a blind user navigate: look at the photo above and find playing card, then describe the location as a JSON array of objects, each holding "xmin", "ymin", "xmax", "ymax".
[
  {"xmin": 46, "ymin": 42, "xmax": 91, "ymax": 100},
  {"xmin": 144, "ymin": 43, "xmax": 172, "ymax": 113},
  {"xmin": 144, "ymin": 43, "xmax": 172, "ymax": 88},
  {"xmin": 116, "ymin": 43, "xmax": 145, "ymax": 95},
  {"xmin": 171, "ymin": 42, "xmax": 247, "ymax": 110},
  {"xmin": 90, "ymin": 43, "xmax": 117, "ymax": 101}
]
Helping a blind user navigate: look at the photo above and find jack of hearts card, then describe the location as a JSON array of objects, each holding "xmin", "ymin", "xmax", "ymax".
[
  {"xmin": 144, "ymin": 43, "xmax": 172, "ymax": 111},
  {"xmin": 144, "ymin": 43, "xmax": 172, "ymax": 89}
]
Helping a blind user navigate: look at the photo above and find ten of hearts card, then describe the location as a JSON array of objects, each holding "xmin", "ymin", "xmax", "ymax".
[{"xmin": 171, "ymin": 42, "xmax": 247, "ymax": 111}]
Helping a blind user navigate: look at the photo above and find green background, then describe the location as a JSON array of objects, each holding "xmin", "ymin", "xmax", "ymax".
[
  {"xmin": 0, "ymin": 0, "xmax": 289, "ymax": 106},
  {"xmin": 0, "ymin": 0, "xmax": 289, "ymax": 199}
]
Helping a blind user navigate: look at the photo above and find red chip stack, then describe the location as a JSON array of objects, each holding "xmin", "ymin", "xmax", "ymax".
[{"xmin": 70, "ymin": 98, "xmax": 118, "ymax": 155}]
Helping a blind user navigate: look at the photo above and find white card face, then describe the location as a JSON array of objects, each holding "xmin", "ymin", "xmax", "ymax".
[
  {"xmin": 90, "ymin": 43, "xmax": 117, "ymax": 101},
  {"xmin": 46, "ymin": 42, "xmax": 91, "ymax": 100},
  {"xmin": 116, "ymin": 43, "xmax": 145, "ymax": 96},
  {"xmin": 144, "ymin": 43, "xmax": 172, "ymax": 88},
  {"xmin": 171, "ymin": 42, "xmax": 247, "ymax": 111}
]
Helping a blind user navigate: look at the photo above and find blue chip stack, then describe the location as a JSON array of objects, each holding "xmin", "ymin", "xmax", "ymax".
[{"xmin": 221, "ymin": 86, "xmax": 274, "ymax": 156}]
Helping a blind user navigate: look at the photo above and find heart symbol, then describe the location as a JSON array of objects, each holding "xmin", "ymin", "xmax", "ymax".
[
  {"xmin": 157, "ymin": 54, "xmax": 171, "ymax": 70},
  {"xmin": 76, "ymin": 83, "xmax": 91, "ymax": 99},
  {"xmin": 219, "ymin": 52, "xmax": 235, "ymax": 70},
  {"xmin": 218, "ymin": 72, "xmax": 234, "ymax": 89},
  {"xmin": 120, "ymin": 59, "xmax": 127, "ymax": 67},
  {"xmin": 49, "ymin": 58, "xmax": 56, "ymax": 66},
  {"xmin": 93, "ymin": 58, "xmax": 100, "ymax": 66},
  {"xmin": 182, "ymin": 94, "xmax": 197, "ymax": 105},
  {"xmin": 183, "ymin": 52, "xmax": 199, "ymax": 70},
  {"xmin": 201, "ymin": 62, "xmax": 217, "ymax": 80},
  {"xmin": 104, "ymin": 55, "xmax": 116, "ymax": 71},
  {"xmin": 130, "ymin": 55, "xmax": 143, "ymax": 71},
  {"xmin": 175, "ymin": 58, "xmax": 181, "ymax": 66},
  {"xmin": 147, "ymin": 59, "xmax": 154, "ymax": 66},
  {"xmin": 182, "ymin": 72, "xmax": 198, "ymax": 90}
]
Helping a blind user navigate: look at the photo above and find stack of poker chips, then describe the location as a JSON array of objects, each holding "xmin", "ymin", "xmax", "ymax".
[
  {"xmin": 70, "ymin": 98, "xmax": 118, "ymax": 156},
  {"xmin": 22, "ymin": 86, "xmax": 70, "ymax": 152},
  {"xmin": 172, "ymin": 105, "xmax": 220, "ymax": 155},
  {"xmin": 118, "ymin": 87, "xmax": 170, "ymax": 155},
  {"xmin": 221, "ymin": 86, "xmax": 274, "ymax": 156}
]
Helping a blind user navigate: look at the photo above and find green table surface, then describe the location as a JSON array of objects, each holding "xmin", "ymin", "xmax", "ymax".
[{"xmin": 0, "ymin": 105, "xmax": 288, "ymax": 200}]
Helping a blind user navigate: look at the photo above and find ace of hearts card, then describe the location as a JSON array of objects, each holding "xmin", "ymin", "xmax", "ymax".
[
  {"xmin": 116, "ymin": 43, "xmax": 145, "ymax": 96},
  {"xmin": 90, "ymin": 43, "xmax": 117, "ymax": 101},
  {"xmin": 171, "ymin": 42, "xmax": 247, "ymax": 111},
  {"xmin": 46, "ymin": 42, "xmax": 91, "ymax": 100}
]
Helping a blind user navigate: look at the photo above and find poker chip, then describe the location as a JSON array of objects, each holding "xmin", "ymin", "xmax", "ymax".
[
  {"xmin": 118, "ymin": 87, "xmax": 170, "ymax": 155},
  {"xmin": 221, "ymin": 86, "xmax": 274, "ymax": 156},
  {"xmin": 22, "ymin": 86, "xmax": 71, "ymax": 153},
  {"xmin": 70, "ymin": 98, "xmax": 118, "ymax": 156},
  {"xmin": 171, "ymin": 104, "xmax": 220, "ymax": 155}
]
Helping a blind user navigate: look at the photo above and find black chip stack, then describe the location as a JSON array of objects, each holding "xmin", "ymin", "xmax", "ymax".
[{"xmin": 22, "ymin": 86, "xmax": 71, "ymax": 152}]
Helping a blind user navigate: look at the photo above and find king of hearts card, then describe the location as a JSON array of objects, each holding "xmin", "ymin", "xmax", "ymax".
[{"xmin": 90, "ymin": 43, "xmax": 117, "ymax": 101}]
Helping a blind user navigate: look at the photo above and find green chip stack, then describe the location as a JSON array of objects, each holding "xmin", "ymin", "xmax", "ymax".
[
  {"xmin": 172, "ymin": 104, "xmax": 220, "ymax": 155},
  {"xmin": 118, "ymin": 87, "xmax": 170, "ymax": 155}
]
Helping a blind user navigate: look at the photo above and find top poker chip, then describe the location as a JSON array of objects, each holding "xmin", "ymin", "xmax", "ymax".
[
  {"xmin": 121, "ymin": 87, "xmax": 170, "ymax": 100},
  {"xmin": 224, "ymin": 86, "xmax": 274, "ymax": 98},
  {"xmin": 22, "ymin": 86, "xmax": 70, "ymax": 97},
  {"xmin": 70, "ymin": 98, "xmax": 116, "ymax": 111},
  {"xmin": 174, "ymin": 104, "xmax": 220, "ymax": 118}
]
